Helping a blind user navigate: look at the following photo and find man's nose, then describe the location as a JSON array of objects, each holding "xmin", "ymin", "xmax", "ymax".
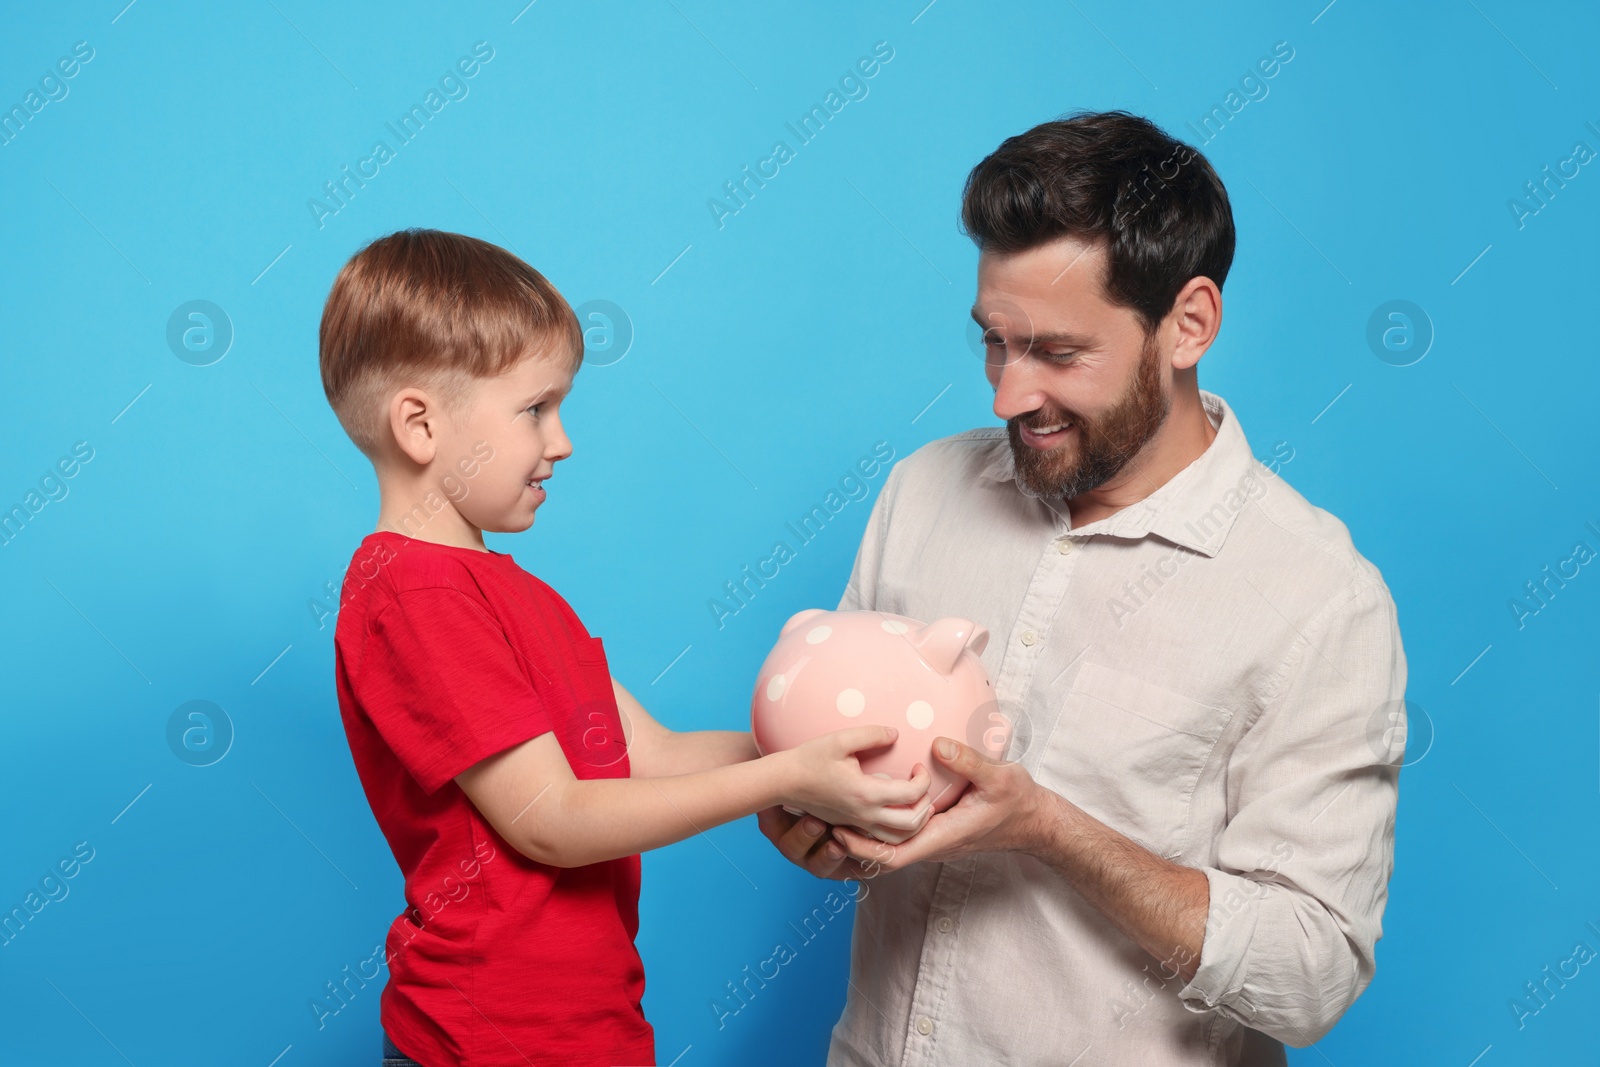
[{"xmin": 990, "ymin": 355, "xmax": 1046, "ymax": 422}]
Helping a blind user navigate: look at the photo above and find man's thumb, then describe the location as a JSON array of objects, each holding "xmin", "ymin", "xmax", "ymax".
[{"xmin": 934, "ymin": 737, "xmax": 968, "ymax": 766}]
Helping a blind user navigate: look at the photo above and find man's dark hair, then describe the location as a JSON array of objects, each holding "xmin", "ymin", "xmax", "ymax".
[{"xmin": 960, "ymin": 110, "xmax": 1235, "ymax": 336}]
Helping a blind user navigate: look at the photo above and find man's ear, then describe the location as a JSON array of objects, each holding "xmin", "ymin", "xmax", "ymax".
[
  {"xmin": 1168, "ymin": 276, "xmax": 1222, "ymax": 372},
  {"xmin": 388, "ymin": 387, "xmax": 443, "ymax": 466}
]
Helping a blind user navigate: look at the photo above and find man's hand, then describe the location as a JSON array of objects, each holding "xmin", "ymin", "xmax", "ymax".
[
  {"xmin": 821, "ymin": 734, "xmax": 1210, "ymax": 985},
  {"xmin": 757, "ymin": 807, "xmax": 869, "ymax": 881},
  {"xmin": 758, "ymin": 732, "xmax": 1210, "ymax": 986},
  {"xmin": 827, "ymin": 736, "xmax": 1048, "ymax": 872}
]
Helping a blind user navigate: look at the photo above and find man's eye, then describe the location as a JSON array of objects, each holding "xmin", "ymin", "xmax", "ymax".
[
  {"xmin": 526, "ymin": 404, "xmax": 543, "ymax": 417},
  {"xmin": 984, "ymin": 331, "xmax": 1006, "ymax": 347}
]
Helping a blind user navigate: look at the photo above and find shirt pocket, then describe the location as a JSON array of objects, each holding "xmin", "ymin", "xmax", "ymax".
[{"xmin": 1038, "ymin": 660, "xmax": 1233, "ymax": 858}]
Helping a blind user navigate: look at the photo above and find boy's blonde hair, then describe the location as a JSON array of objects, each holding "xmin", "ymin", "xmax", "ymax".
[{"xmin": 320, "ymin": 228, "xmax": 583, "ymax": 458}]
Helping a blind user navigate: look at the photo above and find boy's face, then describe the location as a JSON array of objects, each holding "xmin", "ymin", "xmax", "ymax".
[{"xmin": 445, "ymin": 348, "xmax": 575, "ymax": 534}]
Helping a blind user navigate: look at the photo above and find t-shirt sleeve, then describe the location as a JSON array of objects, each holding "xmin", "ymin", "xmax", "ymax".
[{"xmin": 357, "ymin": 585, "xmax": 555, "ymax": 793}]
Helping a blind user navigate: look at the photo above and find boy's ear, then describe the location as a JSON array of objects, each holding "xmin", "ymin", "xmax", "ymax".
[{"xmin": 389, "ymin": 387, "xmax": 444, "ymax": 465}]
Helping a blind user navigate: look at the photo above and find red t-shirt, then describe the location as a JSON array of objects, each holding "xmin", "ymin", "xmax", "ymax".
[{"xmin": 333, "ymin": 531, "xmax": 654, "ymax": 1066}]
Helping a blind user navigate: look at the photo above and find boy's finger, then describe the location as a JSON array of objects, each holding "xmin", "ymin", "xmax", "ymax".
[
  {"xmin": 870, "ymin": 772, "xmax": 933, "ymax": 807},
  {"xmin": 902, "ymin": 761, "xmax": 932, "ymax": 795},
  {"xmin": 861, "ymin": 822, "xmax": 916, "ymax": 845},
  {"xmin": 872, "ymin": 799, "xmax": 933, "ymax": 833},
  {"xmin": 829, "ymin": 724, "xmax": 900, "ymax": 756}
]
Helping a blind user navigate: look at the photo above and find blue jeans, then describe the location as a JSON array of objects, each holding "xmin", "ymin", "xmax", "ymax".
[{"xmin": 382, "ymin": 1031, "xmax": 425, "ymax": 1067}]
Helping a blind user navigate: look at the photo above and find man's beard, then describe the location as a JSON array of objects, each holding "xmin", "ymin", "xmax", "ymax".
[{"xmin": 1007, "ymin": 329, "xmax": 1169, "ymax": 501}]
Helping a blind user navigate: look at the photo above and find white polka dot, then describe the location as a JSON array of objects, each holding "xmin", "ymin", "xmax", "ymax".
[
  {"xmin": 836, "ymin": 688, "xmax": 865, "ymax": 717},
  {"xmin": 880, "ymin": 619, "xmax": 910, "ymax": 635},
  {"xmin": 766, "ymin": 674, "xmax": 787, "ymax": 701},
  {"xmin": 906, "ymin": 700, "xmax": 934, "ymax": 730},
  {"xmin": 806, "ymin": 625, "xmax": 833, "ymax": 644}
]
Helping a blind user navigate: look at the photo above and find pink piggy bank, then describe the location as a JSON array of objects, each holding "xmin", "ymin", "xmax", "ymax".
[{"xmin": 751, "ymin": 608, "xmax": 1009, "ymax": 821}]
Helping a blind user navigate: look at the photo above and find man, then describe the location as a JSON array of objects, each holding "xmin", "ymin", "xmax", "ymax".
[{"xmin": 759, "ymin": 110, "xmax": 1407, "ymax": 1066}]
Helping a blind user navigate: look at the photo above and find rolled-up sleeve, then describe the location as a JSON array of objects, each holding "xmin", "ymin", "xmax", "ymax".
[{"xmin": 1175, "ymin": 571, "xmax": 1407, "ymax": 1045}]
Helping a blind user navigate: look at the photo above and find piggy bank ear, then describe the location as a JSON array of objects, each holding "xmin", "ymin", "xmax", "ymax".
[
  {"xmin": 779, "ymin": 607, "xmax": 828, "ymax": 638},
  {"xmin": 914, "ymin": 618, "xmax": 986, "ymax": 675}
]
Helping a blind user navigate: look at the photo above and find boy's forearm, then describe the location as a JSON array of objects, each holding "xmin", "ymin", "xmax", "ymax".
[
  {"xmin": 642, "ymin": 729, "xmax": 760, "ymax": 776},
  {"xmin": 524, "ymin": 752, "xmax": 788, "ymax": 867},
  {"xmin": 610, "ymin": 677, "xmax": 758, "ymax": 777}
]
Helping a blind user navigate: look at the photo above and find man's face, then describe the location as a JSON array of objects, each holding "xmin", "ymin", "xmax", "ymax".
[{"xmin": 973, "ymin": 236, "xmax": 1171, "ymax": 501}]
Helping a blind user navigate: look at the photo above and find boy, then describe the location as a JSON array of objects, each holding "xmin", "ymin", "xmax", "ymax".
[{"xmin": 320, "ymin": 229, "xmax": 932, "ymax": 1067}]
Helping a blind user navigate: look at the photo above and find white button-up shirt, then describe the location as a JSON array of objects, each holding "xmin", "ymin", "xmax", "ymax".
[{"xmin": 828, "ymin": 390, "xmax": 1406, "ymax": 1067}]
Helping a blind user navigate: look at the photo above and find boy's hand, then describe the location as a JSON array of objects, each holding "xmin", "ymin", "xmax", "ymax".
[{"xmin": 774, "ymin": 725, "xmax": 933, "ymax": 845}]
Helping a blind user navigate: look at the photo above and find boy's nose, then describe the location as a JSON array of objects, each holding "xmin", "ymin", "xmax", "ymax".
[{"xmin": 546, "ymin": 417, "xmax": 574, "ymax": 460}]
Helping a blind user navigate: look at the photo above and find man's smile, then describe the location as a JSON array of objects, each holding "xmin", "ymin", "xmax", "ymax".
[{"xmin": 1018, "ymin": 420, "xmax": 1077, "ymax": 450}]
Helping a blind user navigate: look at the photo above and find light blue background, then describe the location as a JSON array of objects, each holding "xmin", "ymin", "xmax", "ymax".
[{"xmin": 2, "ymin": 1, "xmax": 1597, "ymax": 1064}]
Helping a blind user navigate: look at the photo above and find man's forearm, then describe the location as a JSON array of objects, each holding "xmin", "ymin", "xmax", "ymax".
[
  {"xmin": 821, "ymin": 739, "xmax": 1213, "ymax": 982},
  {"xmin": 1023, "ymin": 786, "xmax": 1210, "ymax": 982}
]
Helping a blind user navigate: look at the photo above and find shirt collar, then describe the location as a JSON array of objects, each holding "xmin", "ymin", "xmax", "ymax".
[{"xmin": 976, "ymin": 390, "xmax": 1260, "ymax": 558}]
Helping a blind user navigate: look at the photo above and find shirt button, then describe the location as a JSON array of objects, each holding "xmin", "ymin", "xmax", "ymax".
[
  {"xmin": 936, "ymin": 917, "xmax": 954, "ymax": 933},
  {"xmin": 1057, "ymin": 538, "xmax": 1074, "ymax": 554},
  {"xmin": 1020, "ymin": 630, "xmax": 1037, "ymax": 646},
  {"xmin": 916, "ymin": 1016, "xmax": 933, "ymax": 1036}
]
